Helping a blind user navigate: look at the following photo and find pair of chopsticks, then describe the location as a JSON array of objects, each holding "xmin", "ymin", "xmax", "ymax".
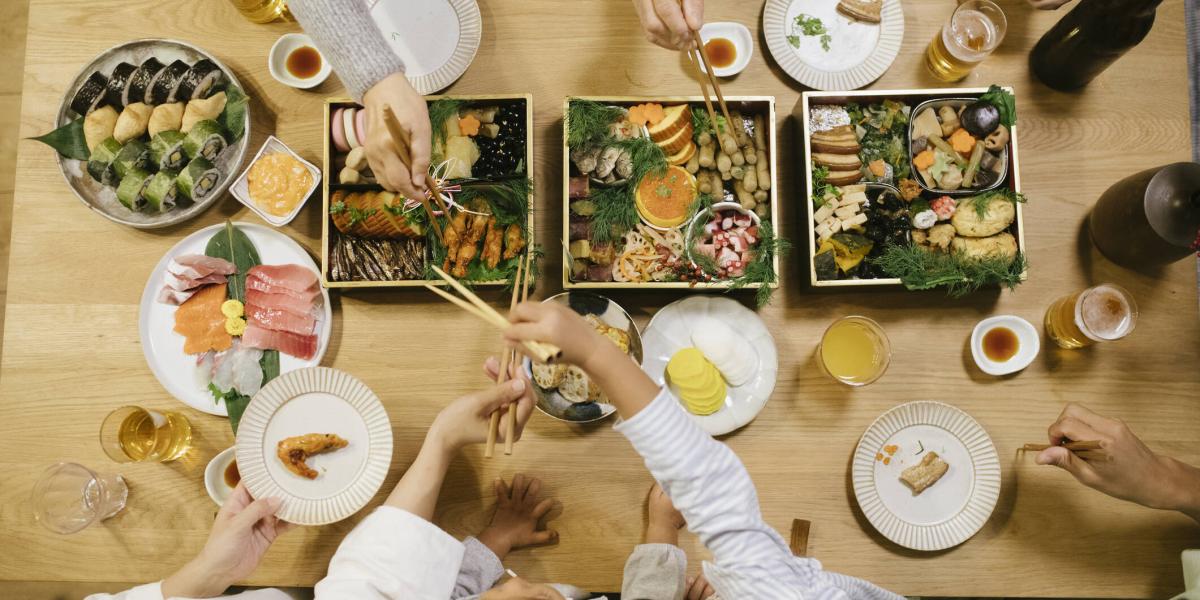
[
  {"xmin": 678, "ymin": 5, "xmax": 736, "ymax": 146},
  {"xmin": 381, "ymin": 104, "xmax": 450, "ymax": 242},
  {"xmin": 1022, "ymin": 440, "xmax": 1108, "ymax": 462},
  {"xmin": 484, "ymin": 252, "xmax": 534, "ymax": 458}
]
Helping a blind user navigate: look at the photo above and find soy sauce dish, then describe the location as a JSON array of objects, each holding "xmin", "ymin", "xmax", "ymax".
[
  {"xmin": 698, "ymin": 22, "xmax": 753, "ymax": 77},
  {"xmin": 204, "ymin": 446, "xmax": 238, "ymax": 506},
  {"xmin": 971, "ymin": 315, "xmax": 1038, "ymax": 376},
  {"xmin": 269, "ymin": 33, "xmax": 331, "ymax": 89}
]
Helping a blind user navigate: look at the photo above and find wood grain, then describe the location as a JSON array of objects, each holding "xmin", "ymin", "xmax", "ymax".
[{"xmin": 1, "ymin": 0, "xmax": 1197, "ymax": 597}]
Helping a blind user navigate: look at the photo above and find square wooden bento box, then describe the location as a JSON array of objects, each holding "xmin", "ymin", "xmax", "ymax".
[
  {"xmin": 799, "ymin": 88, "xmax": 1025, "ymax": 289},
  {"xmin": 321, "ymin": 94, "xmax": 534, "ymax": 288},
  {"xmin": 561, "ymin": 96, "xmax": 781, "ymax": 291}
]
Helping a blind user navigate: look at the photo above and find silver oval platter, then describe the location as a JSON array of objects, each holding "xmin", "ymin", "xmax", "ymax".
[{"xmin": 54, "ymin": 38, "xmax": 251, "ymax": 229}]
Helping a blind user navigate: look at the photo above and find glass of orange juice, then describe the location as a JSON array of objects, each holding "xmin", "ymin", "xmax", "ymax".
[{"xmin": 818, "ymin": 316, "xmax": 891, "ymax": 386}]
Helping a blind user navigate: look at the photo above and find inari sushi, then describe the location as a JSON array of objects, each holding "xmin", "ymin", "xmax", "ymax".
[
  {"xmin": 116, "ymin": 167, "xmax": 154, "ymax": 211},
  {"xmin": 104, "ymin": 62, "xmax": 137, "ymax": 110},
  {"xmin": 142, "ymin": 171, "xmax": 179, "ymax": 212},
  {"xmin": 113, "ymin": 102, "xmax": 153, "ymax": 143},
  {"xmin": 176, "ymin": 156, "xmax": 220, "ymax": 202},
  {"xmin": 148, "ymin": 102, "xmax": 184, "ymax": 138},
  {"xmin": 124, "ymin": 57, "xmax": 164, "ymax": 108},
  {"xmin": 150, "ymin": 130, "xmax": 188, "ymax": 172},
  {"xmin": 148, "ymin": 59, "xmax": 190, "ymax": 104},
  {"xmin": 174, "ymin": 59, "xmax": 225, "ymax": 102},
  {"xmin": 87, "ymin": 137, "xmax": 122, "ymax": 186},
  {"xmin": 70, "ymin": 71, "xmax": 108, "ymax": 116},
  {"xmin": 182, "ymin": 119, "xmax": 227, "ymax": 161},
  {"xmin": 113, "ymin": 139, "xmax": 151, "ymax": 179}
]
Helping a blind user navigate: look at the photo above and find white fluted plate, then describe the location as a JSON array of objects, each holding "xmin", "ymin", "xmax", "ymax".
[
  {"xmin": 236, "ymin": 367, "xmax": 393, "ymax": 525},
  {"xmin": 852, "ymin": 401, "xmax": 1000, "ymax": 551},
  {"xmin": 369, "ymin": 0, "xmax": 482, "ymax": 94},
  {"xmin": 763, "ymin": 0, "xmax": 904, "ymax": 91},
  {"xmin": 640, "ymin": 296, "xmax": 777, "ymax": 436}
]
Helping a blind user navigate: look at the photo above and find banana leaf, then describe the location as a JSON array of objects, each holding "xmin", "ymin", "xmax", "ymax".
[
  {"xmin": 30, "ymin": 117, "xmax": 89, "ymax": 161},
  {"xmin": 218, "ymin": 84, "xmax": 249, "ymax": 143}
]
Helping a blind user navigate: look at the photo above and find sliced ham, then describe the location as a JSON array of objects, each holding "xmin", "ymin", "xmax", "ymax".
[
  {"xmin": 241, "ymin": 322, "xmax": 317, "ymax": 360},
  {"xmin": 247, "ymin": 264, "xmax": 319, "ymax": 293},
  {"xmin": 246, "ymin": 287, "xmax": 319, "ymax": 318},
  {"xmin": 169, "ymin": 254, "xmax": 237, "ymax": 279},
  {"xmin": 247, "ymin": 304, "xmax": 319, "ymax": 336}
]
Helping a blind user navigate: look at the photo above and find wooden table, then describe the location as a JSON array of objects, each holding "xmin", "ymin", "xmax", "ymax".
[{"xmin": 2, "ymin": 0, "xmax": 1197, "ymax": 597}]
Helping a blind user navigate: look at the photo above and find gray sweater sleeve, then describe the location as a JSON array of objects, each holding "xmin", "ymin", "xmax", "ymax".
[
  {"xmin": 288, "ymin": 0, "xmax": 407, "ymax": 100},
  {"xmin": 451, "ymin": 537, "xmax": 504, "ymax": 598}
]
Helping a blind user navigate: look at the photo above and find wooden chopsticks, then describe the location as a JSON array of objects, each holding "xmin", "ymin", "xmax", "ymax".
[
  {"xmin": 1022, "ymin": 440, "xmax": 1108, "ymax": 461},
  {"xmin": 504, "ymin": 250, "xmax": 536, "ymax": 455},
  {"xmin": 678, "ymin": 6, "xmax": 737, "ymax": 149},
  {"xmin": 381, "ymin": 104, "xmax": 451, "ymax": 241},
  {"xmin": 485, "ymin": 257, "xmax": 525, "ymax": 458}
]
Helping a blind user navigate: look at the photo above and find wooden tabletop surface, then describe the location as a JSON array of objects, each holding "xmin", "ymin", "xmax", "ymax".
[{"xmin": 2, "ymin": 0, "xmax": 1198, "ymax": 597}]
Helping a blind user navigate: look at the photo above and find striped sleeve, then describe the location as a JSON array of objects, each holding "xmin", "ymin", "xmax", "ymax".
[{"xmin": 615, "ymin": 389, "xmax": 904, "ymax": 600}]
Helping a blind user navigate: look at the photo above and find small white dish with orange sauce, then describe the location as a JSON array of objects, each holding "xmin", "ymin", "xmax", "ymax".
[
  {"xmin": 971, "ymin": 315, "xmax": 1039, "ymax": 376},
  {"xmin": 698, "ymin": 22, "xmax": 753, "ymax": 77},
  {"xmin": 231, "ymin": 136, "xmax": 321, "ymax": 227}
]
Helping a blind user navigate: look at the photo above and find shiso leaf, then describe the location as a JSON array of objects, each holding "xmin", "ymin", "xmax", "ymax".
[
  {"xmin": 218, "ymin": 84, "xmax": 249, "ymax": 143},
  {"xmin": 30, "ymin": 116, "xmax": 90, "ymax": 161}
]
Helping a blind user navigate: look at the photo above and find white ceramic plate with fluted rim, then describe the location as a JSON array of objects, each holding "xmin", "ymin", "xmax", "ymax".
[
  {"xmin": 138, "ymin": 222, "xmax": 332, "ymax": 416},
  {"xmin": 640, "ymin": 296, "xmax": 778, "ymax": 436},
  {"xmin": 852, "ymin": 401, "xmax": 1001, "ymax": 551},
  {"xmin": 368, "ymin": 0, "xmax": 482, "ymax": 94},
  {"xmin": 763, "ymin": 0, "xmax": 903, "ymax": 91},
  {"xmin": 236, "ymin": 367, "xmax": 393, "ymax": 525}
]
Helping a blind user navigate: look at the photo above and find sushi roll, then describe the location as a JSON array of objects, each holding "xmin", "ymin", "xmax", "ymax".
[
  {"xmin": 142, "ymin": 171, "xmax": 179, "ymax": 212},
  {"xmin": 104, "ymin": 62, "xmax": 137, "ymax": 110},
  {"xmin": 182, "ymin": 119, "xmax": 227, "ymax": 161},
  {"xmin": 174, "ymin": 59, "xmax": 225, "ymax": 102},
  {"xmin": 113, "ymin": 140, "xmax": 151, "ymax": 179},
  {"xmin": 86, "ymin": 137, "xmax": 122, "ymax": 186},
  {"xmin": 150, "ymin": 130, "xmax": 188, "ymax": 171},
  {"xmin": 70, "ymin": 72, "xmax": 108, "ymax": 116},
  {"xmin": 116, "ymin": 167, "xmax": 153, "ymax": 211},
  {"xmin": 123, "ymin": 57, "xmax": 164, "ymax": 108},
  {"xmin": 150, "ymin": 59, "xmax": 191, "ymax": 104},
  {"xmin": 175, "ymin": 156, "xmax": 220, "ymax": 202}
]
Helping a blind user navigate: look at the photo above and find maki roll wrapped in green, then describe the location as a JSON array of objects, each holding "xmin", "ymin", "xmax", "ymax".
[
  {"xmin": 175, "ymin": 156, "xmax": 220, "ymax": 202},
  {"xmin": 86, "ymin": 137, "xmax": 122, "ymax": 186},
  {"xmin": 142, "ymin": 171, "xmax": 178, "ymax": 212},
  {"xmin": 113, "ymin": 139, "xmax": 150, "ymax": 179},
  {"xmin": 182, "ymin": 119, "xmax": 227, "ymax": 161},
  {"xmin": 116, "ymin": 167, "xmax": 153, "ymax": 211},
  {"xmin": 150, "ymin": 130, "xmax": 188, "ymax": 171}
]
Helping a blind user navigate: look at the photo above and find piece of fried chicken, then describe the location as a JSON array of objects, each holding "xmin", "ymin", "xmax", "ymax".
[{"xmin": 277, "ymin": 433, "xmax": 348, "ymax": 479}]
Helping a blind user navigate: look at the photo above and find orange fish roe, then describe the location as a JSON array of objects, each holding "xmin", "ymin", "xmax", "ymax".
[
  {"xmin": 883, "ymin": 457, "xmax": 891, "ymax": 465},
  {"xmin": 884, "ymin": 445, "xmax": 899, "ymax": 456}
]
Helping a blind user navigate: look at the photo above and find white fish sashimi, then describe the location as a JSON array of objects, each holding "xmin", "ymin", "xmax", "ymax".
[{"xmin": 207, "ymin": 340, "xmax": 264, "ymax": 397}]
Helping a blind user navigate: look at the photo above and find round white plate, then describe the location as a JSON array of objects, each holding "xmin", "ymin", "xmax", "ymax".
[
  {"xmin": 763, "ymin": 0, "xmax": 903, "ymax": 91},
  {"xmin": 852, "ymin": 401, "xmax": 1001, "ymax": 551},
  {"xmin": 138, "ymin": 222, "xmax": 333, "ymax": 416},
  {"xmin": 640, "ymin": 296, "xmax": 778, "ymax": 436},
  {"xmin": 368, "ymin": 0, "xmax": 482, "ymax": 94},
  {"xmin": 236, "ymin": 367, "xmax": 392, "ymax": 525}
]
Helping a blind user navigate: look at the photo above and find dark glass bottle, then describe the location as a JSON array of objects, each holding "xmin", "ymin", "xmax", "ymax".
[{"xmin": 1029, "ymin": 0, "xmax": 1164, "ymax": 91}]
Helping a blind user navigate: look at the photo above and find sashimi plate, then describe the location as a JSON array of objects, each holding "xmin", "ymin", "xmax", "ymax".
[
  {"xmin": 368, "ymin": 0, "xmax": 482, "ymax": 94},
  {"xmin": 852, "ymin": 401, "xmax": 1001, "ymax": 551},
  {"xmin": 139, "ymin": 222, "xmax": 332, "ymax": 416},
  {"xmin": 641, "ymin": 296, "xmax": 777, "ymax": 436},
  {"xmin": 236, "ymin": 367, "xmax": 392, "ymax": 525}
]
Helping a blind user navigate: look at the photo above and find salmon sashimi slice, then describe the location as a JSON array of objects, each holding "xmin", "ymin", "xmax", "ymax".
[
  {"xmin": 246, "ymin": 287, "xmax": 319, "ymax": 318},
  {"xmin": 242, "ymin": 322, "xmax": 317, "ymax": 360},
  {"xmin": 247, "ymin": 264, "xmax": 319, "ymax": 294},
  {"xmin": 173, "ymin": 283, "xmax": 232, "ymax": 355},
  {"xmin": 247, "ymin": 304, "xmax": 319, "ymax": 336}
]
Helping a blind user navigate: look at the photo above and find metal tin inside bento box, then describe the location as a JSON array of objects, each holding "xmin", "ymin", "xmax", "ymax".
[
  {"xmin": 800, "ymin": 88, "xmax": 1025, "ymax": 290},
  {"xmin": 562, "ymin": 96, "xmax": 780, "ymax": 291},
  {"xmin": 320, "ymin": 94, "xmax": 533, "ymax": 288}
]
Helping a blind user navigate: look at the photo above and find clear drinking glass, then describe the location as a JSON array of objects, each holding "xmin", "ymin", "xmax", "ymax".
[
  {"xmin": 1044, "ymin": 284, "xmax": 1139, "ymax": 349},
  {"xmin": 31, "ymin": 463, "xmax": 128, "ymax": 534},
  {"xmin": 100, "ymin": 406, "xmax": 193, "ymax": 463},
  {"xmin": 924, "ymin": 0, "xmax": 1008, "ymax": 82},
  {"xmin": 818, "ymin": 316, "xmax": 891, "ymax": 387}
]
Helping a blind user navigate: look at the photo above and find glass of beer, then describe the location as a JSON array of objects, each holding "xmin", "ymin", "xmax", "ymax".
[
  {"xmin": 818, "ymin": 316, "xmax": 891, "ymax": 386},
  {"xmin": 31, "ymin": 462, "xmax": 128, "ymax": 534},
  {"xmin": 925, "ymin": 0, "xmax": 1008, "ymax": 82},
  {"xmin": 1044, "ymin": 284, "xmax": 1138, "ymax": 349},
  {"xmin": 227, "ymin": 0, "xmax": 293, "ymax": 24},
  {"xmin": 100, "ymin": 406, "xmax": 193, "ymax": 463}
]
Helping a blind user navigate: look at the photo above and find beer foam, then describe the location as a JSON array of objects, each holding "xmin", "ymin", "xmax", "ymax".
[{"xmin": 1076, "ymin": 285, "xmax": 1133, "ymax": 341}]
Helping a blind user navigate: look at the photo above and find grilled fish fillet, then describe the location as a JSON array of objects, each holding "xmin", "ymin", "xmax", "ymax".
[{"xmin": 899, "ymin": 451, "xmax": 949, "ymax": 495}]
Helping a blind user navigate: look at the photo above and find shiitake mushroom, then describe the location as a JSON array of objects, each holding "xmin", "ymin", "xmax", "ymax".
[{"xmin": 960, "ymin": 101, "xmax": 1001, "ymax": 137}]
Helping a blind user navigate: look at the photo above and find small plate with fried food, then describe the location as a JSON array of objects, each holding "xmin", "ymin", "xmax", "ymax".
[
  {"xmin": 236, "ymin": 367, "xmax": 392, "ymax": 525},
  {"xmin": 851, "ymin": 401, "xmax": 1000, "ymax": 551}
]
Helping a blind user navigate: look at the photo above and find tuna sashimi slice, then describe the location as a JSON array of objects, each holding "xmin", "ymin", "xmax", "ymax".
[
  {"xmin": 173, "ymin": 283, "xmax": 232, "ymax": 354},
  {"xmin": 241, "ymin": 322, "xmax": 317, "ymax": 360},
  {"xmin": 247, "ymin": 264, "xmax": 319, "ymax": 293},
  {"xmin": 247, "ymin": 304, "xmax": 319, "ymax": 336},
  {"xmin": 246, "ymin": 276, "xmax": 322, "ymax": 302},
  {"xmin": 246, "ymin": 287, "xmax": 319, "ymax": 318},
  {"xmin": 169, "ymin": 254, "xmax": 237, "ymax": 279}
]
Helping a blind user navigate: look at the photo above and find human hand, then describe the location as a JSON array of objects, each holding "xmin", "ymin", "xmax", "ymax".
[
  {"xmin": 428, "ymin": 364, "xmax": 534, "ymax": 453},
  {"xmin": 361, "ymin": 72, "xmax": 431, "ymax": 200},
  {"xmin": 1026, "ymin": 0, "xmax": 1072, "ymax": 9},
  {"xmin": 1036, "ymin": 403, "xmax": 1200, "ymax": 513},
  {"xmin": 482, "ymin": 576, "xmax": 566, "ymax": 600},
  {"xmin": 477, "ymin": 473, "xmax": 560, "ymax": 559},
  {"xmin": 162, "ymin": 483, "xmax": 291, "ymax": 598},
  {"xmin": 504, "ymin": 302, "xmax": 611, "ymax": 371},
  {"xmin": 632, "ymin": 0, "xmax": 704, "ymax": 50},
  {"xmin": 685, "ymin": 573, "xmax": 717, "ymax": 600}
]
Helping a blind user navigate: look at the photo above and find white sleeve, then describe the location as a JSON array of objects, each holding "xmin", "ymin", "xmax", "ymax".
[
  {"xmin": 84, "ymin": 583, "xmax": 164, "ymax": 600},
  {"xmin": 315, "ymin": 506, "xmax": 466, "ymax": 600}
]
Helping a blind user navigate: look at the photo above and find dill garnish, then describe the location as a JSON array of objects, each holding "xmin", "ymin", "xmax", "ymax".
[
  {"xmin": 427, "ymin": 98, "xmax": 467, "ymax": 160},
  {"xmin": 567, "ymin": 99, "xmax": 625, "ymax": 148},
  {"xmin": 967, "ymin": 188, "xmax": 1027, "ymax": 219},
  {"xmin": 873, "ymin": 245, "xmax": 1028, "ymax": 298}
]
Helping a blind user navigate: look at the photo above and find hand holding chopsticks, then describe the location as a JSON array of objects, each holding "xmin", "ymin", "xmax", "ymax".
[{"xmin": 381, "ymin": 105, "xmax": 449, "ymax": 242}]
